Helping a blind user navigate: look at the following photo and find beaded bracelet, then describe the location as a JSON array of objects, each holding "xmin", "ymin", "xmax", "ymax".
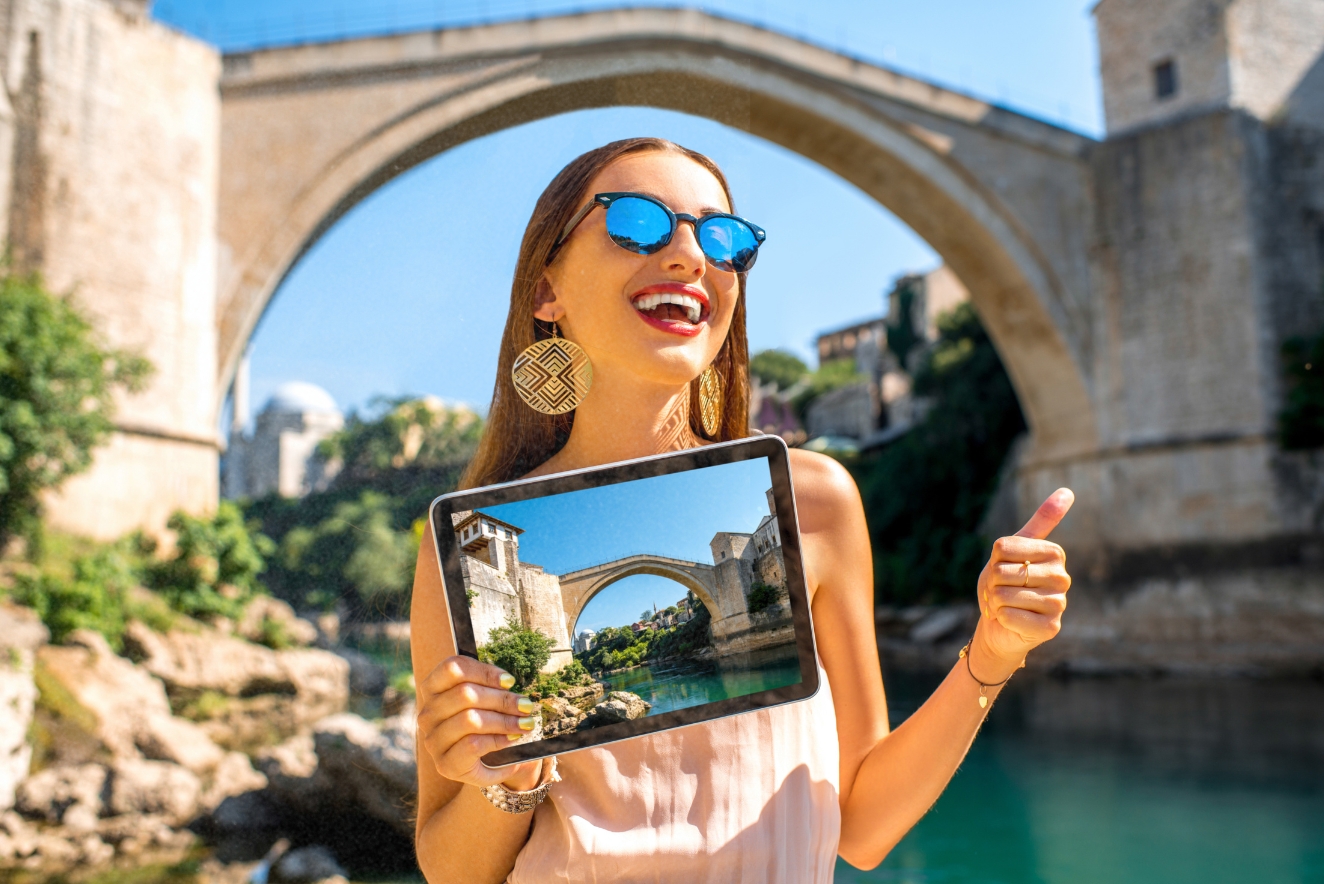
[{"xmin": 479, "ymin": 757, "xmax": 560, "ymax": 814}]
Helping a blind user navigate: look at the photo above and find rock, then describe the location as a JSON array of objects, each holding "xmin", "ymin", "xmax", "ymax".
[
  {"xmin": 335, "ymin": 647, "xmax": 388, "ymax": 697},
  {"xmin": 124, "ymin": 623, "xmax": 349, "ymax": 746},
  {"xmin": 136, "ymin": 712, "xmax": 227, "ymax": 775},
  {"xmin": 310, "ymin": 713, "xmax": 417, "ymax": 834},
  {"xmin": 201, "ymin": 751, "xmax": 268, "ymax": 811},
  {"xmin": 558, "ymin": 683, "xmax": 604, "ymax": 705},
  {"xmin": 581, "ymin": 691, "xmax": 652, "ymax": 727},
  {"xmin": 1, "ymin": 809, "xmax": 39, "ymax": 860},
  {"xmin": 237, "ymin": 597, "xmax": 318, "ymax": 648},
  {"xmin": 16, "ymin": 764, "xmax": 107, "ymax": 825},
  {"xmin": 539, "ymin": 696, "xmax": 585, "ymax": 737},
  {"xmin": 106, "ymin": 759, "xmax": 202, "ymax": 824},
  {"xmin": 909, "ymin": 606, "xmax": 973, "ymax": 644},
  {"xmin": 0, "ymin": 605, "xmax": 47, "ymax": 813},
  {"xmin": 96, "ymin": 812, "xmax": 195, "ymax": 856},
  {"xmin": 36, "ymin": 628, "xmax": 234, "ymax": 776},
  {"xmin": 208, "ymin": 789, "xmax": 280, "ymax": 832},
  {"xmin": 274, "ymin": 844, "xmax": 347, "ymax": 883},
  {"xmin": 37, "ymin": 630, "xmax": 173, "ymax": 758}
]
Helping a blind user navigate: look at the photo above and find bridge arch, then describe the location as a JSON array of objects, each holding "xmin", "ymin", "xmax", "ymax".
[
  {"xmin": 217, "ymin": 7, "xmax": 1100, "ymax": 462},
  {"xmin": 557, "ymin": 556, "xmax": 720, "ymax": 638}
]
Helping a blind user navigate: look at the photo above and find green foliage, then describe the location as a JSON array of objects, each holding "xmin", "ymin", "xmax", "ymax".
[
  {"xmin": 272, "ymin": 490, "xmax": 418, "ymax": 616},
  {"xmin": 465, "ymin": 588, "xmax": 479, "ymax": 606},
  {"xmin": 245, "ymin": 398, "xmax": 482, "ymax": 616},
  {"xmin": 885, "ymin": 276, "xmax": 923, "ymax": 370},
  {"xmin": 390, "ymin": 670, "xmax": 416, "ymax": 698},
  {"xmin": 1279, "ymin": 335, "xmax": 1324, "ymax": 449},
  {"xmin": 792, "ymin": 358, "xmax": 868, "ymax": 422},
  {"xmin": 576, "ymin": 605, "xmax": 712, "ymax": 673},
  {"xmin": 479, "ymin": 618, "xmax": 553, "ymax": 690},
  {"xmin": 850, "ymin": 303, "xmax": 1026, "ymax": 605},
  {"xmin": 12, "ymin": 541, "xmax": 140, "ymax": 648},
  {"xmin": 527, "ymin": 659, "xmax": 592, "ymax": 700},
  {"xmin": 0, "ymin": 272, "xmax": 152, "ymax": 548},
  {"xmin": 750, "ymin": 349, "xmax": 809, "ymax": 390},
  {"xmin": 746, "ymin": 582, "xmax": 780, "ymax": 614},
  {"xmin": 144, "ymin": 501, "xmax": 275, "ymax": 621}
]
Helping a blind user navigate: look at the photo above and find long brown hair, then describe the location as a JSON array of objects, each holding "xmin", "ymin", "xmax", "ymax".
[{"xmin": 460, "ymin": 138, "xmax": 750, "ymax": 490}]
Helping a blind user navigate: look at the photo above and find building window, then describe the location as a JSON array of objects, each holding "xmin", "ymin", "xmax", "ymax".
[{"xmin": 1154, "ymin": 59, "xmax": 1177, "ymax": 99}]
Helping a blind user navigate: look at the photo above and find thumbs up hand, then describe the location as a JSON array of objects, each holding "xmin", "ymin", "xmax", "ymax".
[{"xmin": 967, "ymin": 488, "xmax": 1075, "ymax": 684}]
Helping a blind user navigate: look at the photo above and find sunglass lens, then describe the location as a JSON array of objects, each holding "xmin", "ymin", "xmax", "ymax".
[
  {"xmin": 699, "ymin": 217, "xmax": 761, "ymax": 272},
  {"xmin": 605, "ymin": 197, "xmax": 673, "ymax": 254}
]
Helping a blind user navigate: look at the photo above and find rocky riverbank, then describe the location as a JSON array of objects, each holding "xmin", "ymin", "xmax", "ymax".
[{"xmin": 0, "ymin": 600, "xmax": 418, "ymax": 881}]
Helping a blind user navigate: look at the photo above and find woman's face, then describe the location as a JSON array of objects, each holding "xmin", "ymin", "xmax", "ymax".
[{"xmin": 537, "ymin": 151, "xmax": 740, "ymax": 391}]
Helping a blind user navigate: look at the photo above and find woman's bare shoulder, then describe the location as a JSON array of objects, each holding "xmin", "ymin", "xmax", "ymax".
[{"xmin": 787, "ymin": 448, "xmax": 864, "ymax": 534}]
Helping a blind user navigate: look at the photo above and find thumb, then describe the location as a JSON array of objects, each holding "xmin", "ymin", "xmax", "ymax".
[{"xmin": 1014, "ymin": 488, "xmax": 1075, "ymax": 540}]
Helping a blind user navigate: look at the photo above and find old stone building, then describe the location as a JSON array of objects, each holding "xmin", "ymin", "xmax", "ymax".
[
  {"xmin": 453, "ymin": 511, "xmax": 573, "ymax": 672},
  {"xmin": 806, "ymin": 265, "xmax": 970, "ymax": 445},
  {"xmin": 222, "ymin": 381, "xmax": 343, "ymax": 500}
]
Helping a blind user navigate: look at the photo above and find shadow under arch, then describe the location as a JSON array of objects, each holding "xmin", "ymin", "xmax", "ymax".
[
  {"xmin": 218, "ymin": 9, "xmax": 1100, "ymax": 462},
  {"xmin": 560, "ymin": 557, "xmax": 720, "ymax": 639}
]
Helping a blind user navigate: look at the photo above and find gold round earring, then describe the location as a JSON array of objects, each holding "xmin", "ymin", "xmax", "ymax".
[
  {"xmin": 511, "ymin": 322, "xmax": 593, "ymax": 415},
  {"xmin": 698, "ymin": 364, "xmax": 723, "ymax": 437}
]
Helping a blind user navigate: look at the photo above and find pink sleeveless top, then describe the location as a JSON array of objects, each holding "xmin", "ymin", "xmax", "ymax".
[{"xmin": 507, "ymin": 666, "xmax": 841, "ymax": 882}]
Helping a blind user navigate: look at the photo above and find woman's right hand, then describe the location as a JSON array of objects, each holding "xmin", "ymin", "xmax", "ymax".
[{"xmin": 416, "ymin": 656, "xmax": 544, "ymax": 791}]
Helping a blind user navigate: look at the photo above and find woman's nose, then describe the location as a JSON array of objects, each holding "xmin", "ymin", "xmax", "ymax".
[{"xmin": 660, "ymin": 221, "xmax": 705, "ymax": 276}]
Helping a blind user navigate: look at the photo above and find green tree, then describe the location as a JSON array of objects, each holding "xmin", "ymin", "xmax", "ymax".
[
  {"xmin": 246, "ymin": 398, "xmax": 482, "ymax": 616},
  {"xmin": 479, "ymin": 618, "xmax": 553, "ymax": 690},
  {"xmin": 750, "ymin": 349, "xmax": 809, "ymax": 390},
  {"xmin": 13, "ymin": 542, "xmax": 138, "ymax": 648},
  {"xmin": 1279, "ymin": 334, "xmax": 1324, "ymax": 449},
  {"xmin": 277, "ymin": 490, "xmax": 418, "ymax": 614},
  {"xmin": 885, "ymin": 276, "xmax": 923, "ymax": 370},
  {"xmin": 0, "ymin": 273, "xmax": 152, "ymax": 549},
  {"xmin": 850, "ymin": 303, "xmax": 1025, "ymax": 605},
  {"xmin": 145, "ymin": 501, "xmax": 275, "ymax": 620}
]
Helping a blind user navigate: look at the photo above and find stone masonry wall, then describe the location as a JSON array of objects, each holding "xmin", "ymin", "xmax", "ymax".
[
  {"xmin": 0, "ymin": 0, "xmax": 222, "ymax": 539},
  {"xmin": 461, "ymin": 556, "xmax": 517, "ymax": 647}
]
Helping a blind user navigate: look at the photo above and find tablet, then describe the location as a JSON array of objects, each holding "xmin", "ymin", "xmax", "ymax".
[{"xmin": 428, "ymin": 435, "xmax": 818, "ymax": 766}]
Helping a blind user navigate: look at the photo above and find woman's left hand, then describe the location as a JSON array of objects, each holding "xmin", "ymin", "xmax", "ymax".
[{"xmin": 968, "ymin": 488, "xmax": 1075, "ymax": 682}]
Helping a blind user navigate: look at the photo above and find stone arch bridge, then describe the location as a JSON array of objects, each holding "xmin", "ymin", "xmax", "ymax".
[
  {"xmin": 558, "ymin": 554, "xmax": 717, "ymax": 637},
  {"xmin": 556, "ymin": 552, "xmax": 756, "ymax": 646},
  {"xmin": 22, "ymin": 0, "xmax": 1324, "ymax": 672}
]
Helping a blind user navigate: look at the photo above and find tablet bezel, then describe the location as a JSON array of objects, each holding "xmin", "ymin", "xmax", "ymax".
[{"xmin": 427, "ymin": 435, "xmax": 819, "ymax": 766}]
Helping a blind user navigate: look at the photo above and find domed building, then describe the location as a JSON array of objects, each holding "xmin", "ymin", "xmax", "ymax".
[{"xmin": 223, "ymin": 381, "xmax": 344, "ymax": 499}]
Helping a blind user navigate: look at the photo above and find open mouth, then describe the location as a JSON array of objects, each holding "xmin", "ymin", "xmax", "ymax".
[{"xmin": 631, "ymin": 286, "xmax": 710, "ymax": 336}]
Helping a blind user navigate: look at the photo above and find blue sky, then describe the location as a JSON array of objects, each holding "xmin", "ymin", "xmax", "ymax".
[
  {"xmin": 480, "ymin": 457, "xmax": 775, "ymax": 632},
  {"xmin": 152, "ymin": 1, "xmax": 1103, "ymax": 425}
]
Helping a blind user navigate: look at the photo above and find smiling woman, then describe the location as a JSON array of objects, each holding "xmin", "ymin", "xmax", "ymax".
[{"xmin": 407, "ymin": 134, "xmax": 1076, "ymax": 884}]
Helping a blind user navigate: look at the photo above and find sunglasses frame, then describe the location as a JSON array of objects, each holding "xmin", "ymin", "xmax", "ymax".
[{"xmin": 551, "ymin": 191, "xmax": 766, "ymax": 272}]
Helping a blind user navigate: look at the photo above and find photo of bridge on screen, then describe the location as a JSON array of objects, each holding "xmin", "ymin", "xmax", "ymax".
[{"xmin": 451, "ymin": 458, "xmax": 801, "ymax": 741}]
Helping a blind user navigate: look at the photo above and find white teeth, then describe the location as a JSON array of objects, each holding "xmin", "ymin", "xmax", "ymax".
[{"xmin": 634, "ymin": 292, "xmax": 704, "ymax": 323}]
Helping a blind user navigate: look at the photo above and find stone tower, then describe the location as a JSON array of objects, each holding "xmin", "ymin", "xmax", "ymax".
[{"xmin": 1095, "ymin": 0, "xmax": 1324, "ymax": 134}]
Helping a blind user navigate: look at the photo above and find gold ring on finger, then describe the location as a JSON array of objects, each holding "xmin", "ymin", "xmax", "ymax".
[{"xmin": 1023, "ymin": 560, "xmax": 1032, "ymax": 587}]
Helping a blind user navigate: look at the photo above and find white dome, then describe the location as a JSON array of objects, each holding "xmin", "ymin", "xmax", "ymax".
[{"xmin": 264, "ymin": 381, "xmax": 340, "ymax": 416}]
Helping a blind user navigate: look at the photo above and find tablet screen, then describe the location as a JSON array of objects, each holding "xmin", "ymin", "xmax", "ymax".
[{"xmin": 430, "ymin": 437, "xmax": 817, "ymax": 764}]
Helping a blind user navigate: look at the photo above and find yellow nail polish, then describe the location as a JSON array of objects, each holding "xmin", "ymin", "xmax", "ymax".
[
  {"xmin": 498, "ymin": 672, "xmax": 516, "ymax": 690},
  {"xmin": 517, "ymin": 697, "xmax": 535, "ymax": 714},
  {"xmin": 507, "ymin": 733, "xmax": 522, "ymax": 741},
  {"xmin": 518, "ymin": 716, "xmax": 536, "ymax": 731}
]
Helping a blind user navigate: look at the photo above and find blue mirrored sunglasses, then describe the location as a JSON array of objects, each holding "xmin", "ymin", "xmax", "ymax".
[{"xmin": 551, "ymin": 191, "xmax": 766, "ymax": 273}]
